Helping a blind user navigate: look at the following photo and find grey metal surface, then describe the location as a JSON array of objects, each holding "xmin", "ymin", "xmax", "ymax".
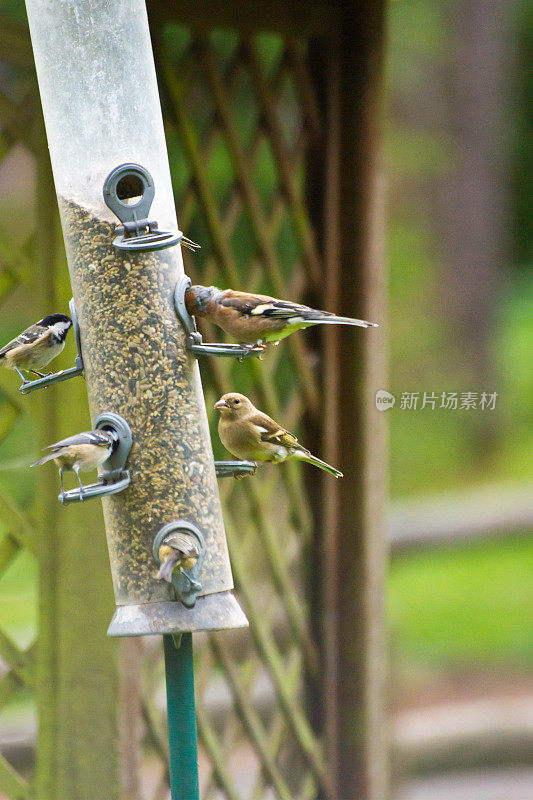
[{"xmin": 107, "ymin": 591, "xmax": 248, "ymax": 636}]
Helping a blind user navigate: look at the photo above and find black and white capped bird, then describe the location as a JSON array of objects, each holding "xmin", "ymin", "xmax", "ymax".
[
  {"xmin": 0, "ymin": 314, "xmax": 72, "ymax": 382},
  {"xmin": 31, "ymin": 429, "xmax": 116, "ymax": 500}
]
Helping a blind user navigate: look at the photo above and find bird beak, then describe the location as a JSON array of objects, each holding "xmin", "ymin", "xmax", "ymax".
[{"xmin": 214, "ymin": 399, "xmax": 228, "ymax": 410}]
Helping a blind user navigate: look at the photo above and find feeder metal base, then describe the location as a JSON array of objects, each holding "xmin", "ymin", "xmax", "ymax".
[{"xmin": 107, "ymin": 591, "xmax": 248, "ymax": 636}]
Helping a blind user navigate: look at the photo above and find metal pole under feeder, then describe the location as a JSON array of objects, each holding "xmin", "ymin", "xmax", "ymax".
[
  {"xmin": 24, "ymin": 1, "xmax": 247, "ymax": 795},
  {"xmin": 164, "ymin": 633, "xmax": 200, "ymax": 800}
]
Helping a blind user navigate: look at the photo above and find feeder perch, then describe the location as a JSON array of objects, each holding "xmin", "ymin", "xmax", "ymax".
[
  {"xmin": 19, "ymin": 297, "xmax": 84, "ymax": 395},
  {"xmin": 58, "ymin": 412, "xmax": 132, "ymax": 505},
  {"xmin": 215, "ymin": 461, "xmax": 257, "ymax": 479},
  {"xmin": 174, "ymin": 276, "xmax": 265, "ymax": 359}
]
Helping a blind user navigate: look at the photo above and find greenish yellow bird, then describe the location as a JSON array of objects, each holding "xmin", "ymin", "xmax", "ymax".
[{"xmin": 215, "ymin": 392, "xmax": 343, "ymax": 478}]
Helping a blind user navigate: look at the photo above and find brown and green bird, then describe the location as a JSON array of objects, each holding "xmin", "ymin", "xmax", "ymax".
[
  {"xmin": 185, "ymin": 284, "xmax": 377, "ymax": 347},
  {"xmin": 215, "ymin": 393, "xmax": 343, "ymax": 478}
]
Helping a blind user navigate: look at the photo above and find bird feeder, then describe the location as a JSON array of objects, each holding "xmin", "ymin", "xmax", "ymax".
[
  {"xmin": 24, "ymin": 0, "xmax": 247, "ymax": 639},
  {"xmin": 25, "ymin": 3, "xmax": 249, "ymax": 794}
]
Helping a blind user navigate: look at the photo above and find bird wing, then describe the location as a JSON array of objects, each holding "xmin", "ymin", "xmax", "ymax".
[
  {"xmin": 181, "ymin": 235, "xmax": 201, "ymax": 252},
  {"xmin": 218, "ymin": 291, "xmax": 334, "ymax": 322},
  {"xmin": 165, "ymin": 533, "xmax": 200, "ymax": 558},
  {"xmin": 45, "ymin": 430, "xmax": 112, "ymax": 451},
  {"xmin": 216, "ymin": 290, "xmax": 270, "ymax": 316},
  {"xmin": 0, "ymin": 323, "xmax": 51, "ymax": 357},
  {"xmin": 250, "ymin": 300, "xmax": 322, "ymax": 321},
  {"xmin": 251, "ymin": 413, "xmax": 300, "ymax": 449}
]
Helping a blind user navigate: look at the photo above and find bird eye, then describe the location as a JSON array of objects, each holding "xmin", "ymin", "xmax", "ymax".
[{"xmin": 234, "ymin": 399, "xmax": 240, "ymax": 405}]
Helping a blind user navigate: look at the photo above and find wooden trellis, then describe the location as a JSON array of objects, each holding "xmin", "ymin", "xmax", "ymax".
[
  {"xmin": 0, "ymin": 3, "xmax": 386, "ymax": 799},
  {"xmin": 150, "ymin": 27, "xmax": 330, "ymax": 800}
]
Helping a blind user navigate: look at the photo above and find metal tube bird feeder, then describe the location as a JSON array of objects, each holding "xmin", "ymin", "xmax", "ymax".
[
  {"xmin": 24, "ymin": 0, "xmax": 246, "ymax": 635},
  {"xmin": 25, "ymin": 0, "xmax": 248, "ymax": 795}
]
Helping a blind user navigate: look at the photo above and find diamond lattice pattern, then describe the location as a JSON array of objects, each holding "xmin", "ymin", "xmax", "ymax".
[{"xmin": 137, "ymin": 27, "xmax": 329, "ymax": 800}]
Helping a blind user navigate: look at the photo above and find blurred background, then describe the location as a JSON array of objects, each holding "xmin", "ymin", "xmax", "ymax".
[{"xmin": 0, "ymin": 0, "xmax": 531, "ymax": 799}]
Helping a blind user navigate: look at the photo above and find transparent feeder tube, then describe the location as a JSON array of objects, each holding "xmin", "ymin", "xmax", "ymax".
[
  {"xmin": 25, "ymin": 0, "xmax": 245, "ymax": 634},
  {"xmin": 25, "ymin": 0, "xmax": 176, "ymax": 228}
]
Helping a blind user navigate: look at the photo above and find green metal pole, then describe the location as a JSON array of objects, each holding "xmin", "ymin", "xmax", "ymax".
[{"xmin": 164, "ymin": 633, "xmax": 200, "ymax": 800}]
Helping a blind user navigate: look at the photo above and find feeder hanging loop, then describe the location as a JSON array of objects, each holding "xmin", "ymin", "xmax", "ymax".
[{"xmin": 103, "ymin": 163, "xmax": 183, "ymax": 252}]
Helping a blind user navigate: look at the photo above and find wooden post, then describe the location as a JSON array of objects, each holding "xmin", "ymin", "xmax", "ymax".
[{"xmin": 321, "ymin": 2, "xmax": 389, "ymax": 798}]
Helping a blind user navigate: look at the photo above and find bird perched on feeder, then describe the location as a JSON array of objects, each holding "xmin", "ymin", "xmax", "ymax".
[
  {"xmin": 185, "ymin": 284, "xmax": 377, "ymax": 347},
  {"xmin": 215, "ymin": 393, "xmax": 343, "ymax": 478},
  {"xmin": 156, "ymin": 533, "xmax": 200, "ymax": 583},
  {"xmin": 0, "ymin": 313, "xmax": 72, "ymax": 382},
  {"xmin": 31, "ymin": 429, "xmax": 115, "ymax": 499}
]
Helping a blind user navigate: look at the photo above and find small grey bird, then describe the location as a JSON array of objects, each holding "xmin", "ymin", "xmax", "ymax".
[
  {"xmin": 215, "ymin": 392, "xmax": 343, "ymax": 478},
  {"xmin": 31, "ymin": 430, "xmax": 115, "ymax": 500},
  {"xmin": 0, "ymin": 314, "xmax": 72, "ymax": 382},
  {"xmin": 156, "ymin": 533, "xmax": 200, "ymax": 583}
]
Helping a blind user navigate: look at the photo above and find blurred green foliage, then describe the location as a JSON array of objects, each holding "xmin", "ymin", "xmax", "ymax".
[
  {"xmin": 386, "ymin": 0, "xmax": 533, "ymax": 497},
  {"xmin": 0, "ymin": 542, "xmax": 37, "ymax": 648},
  {"xmin": 514, "ymin": 0, "xmax": 533, "ymax": 265},
  {"xmin": 385, "ymin": 0, "xmax": 532, "ymax": 677},
  {"xmin": 389, "ymin": 537, "xmax": 533, "ymax": 668}
]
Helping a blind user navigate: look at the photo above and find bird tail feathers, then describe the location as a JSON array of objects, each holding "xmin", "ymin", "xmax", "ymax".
[
  {"xmin": 293, "ymin": 449, "xmax": 343, "ymax": 478},
  {"xmin": 311, "ymin": 315, "xmax": 378, "ymax": 329},
  {"xmin": 31, "ymin": 452, "xmax": 57, "ymax": 468},
  {"xmin": 156, "ymin": 555, "xmax": 179, "ymax": 583}
]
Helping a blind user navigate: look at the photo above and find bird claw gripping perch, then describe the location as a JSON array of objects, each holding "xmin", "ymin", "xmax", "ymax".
[
  {"xmin": 103, "ymin": 163, "xmax": 186, "ymax": 252},
  {"xmin": 59, "ymin": 412, "xmax": 133, "ymax": 505},
  {"xmin": 153, "ymin": 522, "xmax": 206, "ymax": 608},
  {"xmin": 19, "ymin": 298, "xmax": 84, "ymax": 395},
  {"xmin": 174, "ymin": 276, "xmax": 265, "ymax": 360}
]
